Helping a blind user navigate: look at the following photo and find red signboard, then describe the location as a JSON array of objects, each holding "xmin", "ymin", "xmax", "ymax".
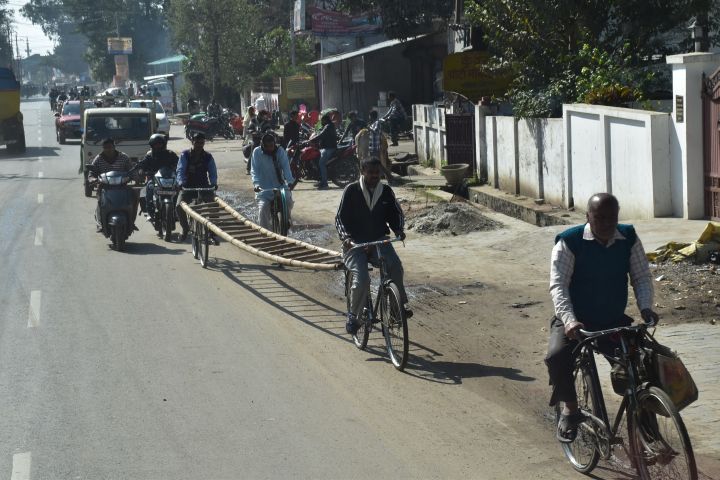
[{"xmin": 309, "ymin": 7, "xmax": 382, "ymax": 36}]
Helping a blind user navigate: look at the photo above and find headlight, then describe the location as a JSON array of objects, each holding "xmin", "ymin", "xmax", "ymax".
[{"xmin": 157, "ymin": 177, "xmax": 176, "ymax": 188}]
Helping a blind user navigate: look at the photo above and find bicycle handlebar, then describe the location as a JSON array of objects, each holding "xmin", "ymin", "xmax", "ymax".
[{"xmin": 346, "ymin": 236, "xmax": 403, "ymax": 252}]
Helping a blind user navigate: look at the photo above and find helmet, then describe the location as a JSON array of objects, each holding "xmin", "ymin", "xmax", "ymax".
[{"xmin": 149, "ymin": 133, "xmax": 166, "ymax": 147}]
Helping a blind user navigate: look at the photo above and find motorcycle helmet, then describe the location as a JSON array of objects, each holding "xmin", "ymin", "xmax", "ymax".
[{"xmin": 148, "ymin": 133, "xmax": 166, "ymax": 147}]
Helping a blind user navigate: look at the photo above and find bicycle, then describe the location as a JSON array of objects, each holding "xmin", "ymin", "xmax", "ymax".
[
  {"xmin": 182, "ymin": 186, "xmax": 217, "ymax": 269},
  {"xmin": 256, "ymin": 186, "xmax": 291, "ymax": 236},
  {"xmin": 343, "ymin": 237, "xmax": 409, "ymax": 371},
  {"xmin": 558, "ymin": 323, "xmax": 697, "ymax": 479}
]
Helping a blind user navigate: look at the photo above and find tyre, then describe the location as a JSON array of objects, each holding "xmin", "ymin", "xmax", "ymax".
[
  {"xmin": 58, "ymin": 130, "xmax": 66, "ymax": 144},
  {"xmin": 345, "ymin": 270, "xmax": 369, "ymax": 350},
  {"xmin": 329, "ymin": 156, "xmax": 360, "ymax": 188},
  {"xmin": 630, "ymin": 386, "xmax": 697, "ymax": 480},
  {"xmin": 111, "ymin": 224, "xmax": 126, "ymax": 252},
  {"xmin": 381, "ymin": 281, "xmax": 408, "ymax": 370},
  {"xmin": 198, "ymin": 223, "xmax": 209, "ymax": 268},
  {"xmin": 163, "ymin": 203, "xmax": 173, "ymax": 241},
  {"xmin": 557, "ymin": 355, "xmax": 601, "ymax": 474},
  {"xmin": 190, "ymin": 219, "xmax": 199, "ymax": 259},
  {"xmin": 8, "ymin": 128, "xmax": 26, "ymax": 153},
  {"xmin": 84, "ymin": 181, "xmax": 93, "ymax": 197}
]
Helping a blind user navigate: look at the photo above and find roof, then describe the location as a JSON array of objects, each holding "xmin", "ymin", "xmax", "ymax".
[
  {"xmin": 143, "ymin": 74, "xmax": 175, "ymax": 82},
  {"xmin": 308, "ymin": 34, "xmax": 428, "ymax": 66},
  {"xmin": 147, "ymin": 55, "xmax": 186, "ymax": 66}
]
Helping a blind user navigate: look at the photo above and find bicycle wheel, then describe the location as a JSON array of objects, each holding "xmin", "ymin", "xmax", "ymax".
[
  {"xmin": 190, "ymin": 218, "xmax": 199, "ymax": 259},
  {"xmin": 279, "ymin": 189, "xmax": 290, "ymax": 236},
  {"xmin": 630, "ymin": 386, "xmax": 697, "ymax": 480},
  {"xmin": 558, "ymin": 355, "xmax": 601, "ymax": 474},
  {"xmin": 345, "ymin": 270, "xmax": 369, "ymax": 349},
  {"xmin": 198, "ymin": 223, "xmax": 209, "ymax": 268},
  {"xmin": 380, "ymin": 281, "xmax": 408, "ymax": 370}
]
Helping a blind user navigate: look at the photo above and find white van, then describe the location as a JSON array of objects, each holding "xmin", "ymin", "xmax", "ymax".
[
  {"xmin": 146, "ymin": 81, "xmax": 174, "ymax": 114},
  {"xmin": 81, "ymin": 107, "xmax": 154, "ymax": 196}
]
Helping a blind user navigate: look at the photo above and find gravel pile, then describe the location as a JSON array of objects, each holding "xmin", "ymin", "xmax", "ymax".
[{"xmin": 406, "ymin": 202, "xmax": 503, "ymax": 235}]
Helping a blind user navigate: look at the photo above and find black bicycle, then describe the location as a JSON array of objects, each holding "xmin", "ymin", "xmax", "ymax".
[
  {"xmin": 182, "ymin": 186, "xmax": 216, "ymax": 269},
  {"xmin": 343, "ymin": 237, "xmax": 409, "ymax": 371},
  {"xmin": 558, "ymin": 323, "xmax": 697, "ymax": 479}
]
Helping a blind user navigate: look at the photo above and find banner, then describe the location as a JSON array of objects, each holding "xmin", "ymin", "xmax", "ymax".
[
  {"xmin": 442, "ymin": 51, "xmax": 512, "ymax": 101},
  {"xmin": 309, "ymin": 7, "xmax": 381, "ymax": 37},
  {"xmin": 107, "ymin": 37, "xmax": 133, "ymax": 55},
  {"xmin": 293, "ymin": 0, "xmax": 306, "ymax": 32},
  {"xmin": 283, "ymin": 75, "xmax": 315, "ymax": 99}
]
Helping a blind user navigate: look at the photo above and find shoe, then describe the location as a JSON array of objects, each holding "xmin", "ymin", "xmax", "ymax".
[
  {"xmin": 318, "ymin": 184, "xmax": 329, "ymax": 190},
  {"xmin": 557, "ymin": 412, "xmax": 587, "ymax": 443},
  {"xmin": 179, "ymin": 229, "xmax": 189, "ymax": 241},
  {"xmin": 345, "ymin": 313, "xmax": 360, "ymax": 335},
  {"xmin": 391, "ymin": 142, "xmax": 399, "ymax": 146},
  {"xmin": 403, "ymin": 307, "xmax": 413, "ymax": 319},
  {"xmin": 210, "ymin": 234, "xmax": 220, "ymax": 246}
]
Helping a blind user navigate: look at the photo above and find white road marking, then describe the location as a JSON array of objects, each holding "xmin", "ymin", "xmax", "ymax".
[
  {"xmin": 28, "ymin": 291, "xmax": 41, "ymax": 328},
  {"xmin": 38, "ymin": 157, "xmax": 43, "ymax": 163},
  {"xmin": 37, "ymin": 194, "xmax": 44, "ymax": 204},
  {"xmin": 34, "ymin": 228, "xmax": 43, "ymax": 246},
  {"xmin": 11, "ymin": 451, "xmax": 31, "ymax": 480},
  {"xmin": 37, "ymin": 172, "xmax": 43, "ymax": 178}
]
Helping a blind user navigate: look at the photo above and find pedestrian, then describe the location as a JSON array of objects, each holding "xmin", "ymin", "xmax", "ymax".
[
  {"xmin": 382, "ymin": 91, "xmax": 407, "ymax": 146},
  {"xmin": 355, "ymin": 110, "xmax": 393, "ymax": 183},
  {"xmin": 309, "ymin": 113, "xmax": 337, "ymax": 190},
  {"xmin": 545, "ymin": 193, "xmax": 658, "ymax": 443},
  {"xmin": 283, "ymin": 110, "xmax": 301, "ymax": 149}
]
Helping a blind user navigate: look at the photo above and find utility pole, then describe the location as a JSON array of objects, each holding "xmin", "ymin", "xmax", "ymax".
[
  {"xmin": 290, "ymin": 12, "xmax": 296, "ymax": 67},
  {"xmin": 25, "ymin": 37, "xmax": 30, "ymax": 58},
  {"xmin": 14, "ymin": 33, "xmax": 21, "ymax": 78}
]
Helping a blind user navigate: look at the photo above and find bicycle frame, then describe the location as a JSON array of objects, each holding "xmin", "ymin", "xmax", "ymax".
[{"xmin": 574, "ymin": 325, "xmax": 650, "ymax": 459}]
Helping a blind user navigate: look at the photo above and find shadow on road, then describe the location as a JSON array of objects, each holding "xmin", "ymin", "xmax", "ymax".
[
  {"xmin": 114, "ymin": 241, "xmax": 185, "ymax": 256},
  {"xmin": 210, "ymin": 258, "xmax": 535, "ymax": 386},
  {"xmin": 0, "ymin": 146, "xmax": 62, "ymax": 160}
]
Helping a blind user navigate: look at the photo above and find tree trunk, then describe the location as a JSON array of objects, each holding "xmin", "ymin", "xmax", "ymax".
[{"xmin": 212, "ymin": 33, "xmax": 221, "ymax": 99}]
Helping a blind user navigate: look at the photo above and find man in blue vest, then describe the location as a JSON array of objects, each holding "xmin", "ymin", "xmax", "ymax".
[
  {"xmin": 176, "ymin": 133, "xmax": 218, "ymax": 242},
  {"xmin": 546, "ymin": 193, "xmax": 658, "ymax": 442}
]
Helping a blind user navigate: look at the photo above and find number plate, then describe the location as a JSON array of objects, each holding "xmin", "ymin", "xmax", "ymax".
[{"xmin": 156, "ymin": 189, "xmax": 176, "ymax": 195}]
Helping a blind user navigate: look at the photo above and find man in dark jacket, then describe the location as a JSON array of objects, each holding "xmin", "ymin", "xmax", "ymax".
[
  {"xmin": 138, "ymin": 133, "xmax": 179, "ymax": 222},
  {"xmin": 176, "ymin": 133, "xmax": 218, "ymax": 241},
  {"xmin": 283, "ymin": 110, "xmax": 301, "ymax": 148},
  {"xmin": 335, "ymin": 157, "xmax": 411, "ymax": 334},
  {"xmin": 311, "ymin": 113, "xmax": 337, "ymax": 189}
]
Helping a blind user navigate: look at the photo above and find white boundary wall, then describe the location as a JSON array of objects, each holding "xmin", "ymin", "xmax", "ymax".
[{"xmin": 414, "ymin": 102, "xmax": 676, "ymax": 219}]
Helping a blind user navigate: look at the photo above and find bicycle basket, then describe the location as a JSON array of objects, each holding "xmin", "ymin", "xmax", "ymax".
[{"xmin": 644, "ymin": 341, "xmax": 698, "ymax": 411}]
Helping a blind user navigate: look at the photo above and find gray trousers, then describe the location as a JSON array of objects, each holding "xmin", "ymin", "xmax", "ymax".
[
  {"xmin": 257, "ymin": 195, "xmax": 294, "ymax": 231},
  {"xmin": 344, "ymin": 242, "xmax": 407, "ymax": 318}
]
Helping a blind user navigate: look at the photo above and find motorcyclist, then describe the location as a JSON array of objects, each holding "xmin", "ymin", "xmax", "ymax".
[
  {"xmin": 207, "ymin": 98, "xmax": 222, "ymax": 118},
  {"xmin": 88, "ymin": 138, "xmax": 138, "ymax": 231},
  {"xmin": 138, "ymin": 134, "xmax": 179, "ymax": 223}
]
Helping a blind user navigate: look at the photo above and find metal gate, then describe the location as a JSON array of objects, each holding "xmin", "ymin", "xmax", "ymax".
[
  {"xmin": 702, "ymin": 67, "xmax": 720, "ymax": 220},
  {"xmin": 445, "ymin": 113, "xmax": 475, "ymax": 177}
]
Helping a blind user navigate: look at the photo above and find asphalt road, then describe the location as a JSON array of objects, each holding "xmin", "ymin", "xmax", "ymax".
[{"xmin": 0, "ymin": 98, "xmax": 574, "ymax": 479}]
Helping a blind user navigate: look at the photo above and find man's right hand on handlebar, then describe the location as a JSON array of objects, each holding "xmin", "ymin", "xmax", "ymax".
[{"xmin": 565, "ymin": 321, "xmax": 585, "ymax": 340}]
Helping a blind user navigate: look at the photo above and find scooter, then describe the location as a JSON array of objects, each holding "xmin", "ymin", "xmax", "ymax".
[
  {"xmin": 149, "ymin": 166, "xmax": 179, "ymax": 241},
  {"xmin": 87, "ymin": 164, "xmax": 140, "ymax": 252},
  {"xmin": 286, "ymin": 139, "xmax": 359, "ymax": 188}
]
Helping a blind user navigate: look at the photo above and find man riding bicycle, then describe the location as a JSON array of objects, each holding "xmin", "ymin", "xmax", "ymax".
[
  {"xmin": 546, "ymin": 193, "xmax": 658, "ymax": 443},
  {"xmin": 176, "ymin": 133, "xmax": 218, "ymax": 243},
  {"xmin": 251, "ymin": 133, "xmax": 295, "ymax": 231},
  {"xmin": 138, "ymin": 133, "xmax": 179, "ymax": 223},
  {"xmin": 335, "ymin": 157, "xmax": 411, "ymax": 335}
]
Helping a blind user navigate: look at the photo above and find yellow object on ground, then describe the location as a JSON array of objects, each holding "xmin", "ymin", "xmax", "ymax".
[
  {"xmin": 0, "ymin": 90, "xmax": 21, "ymax": 121},
  {"xmin": 647, "ymin": 222, "xmax": 720, "ymax": 263}
]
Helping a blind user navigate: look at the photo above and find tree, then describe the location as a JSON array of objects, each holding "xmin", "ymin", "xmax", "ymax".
[
  {"xmin": 465, "ymin": 0, "xmax": 720, "ymax": 117},
  {"xmin": 22, "ymin": 0, "xmax": 171, "ymax": 81},
  {"xmin": 0, "ymin": 1, "xmax": 13, "ymax": 67}
]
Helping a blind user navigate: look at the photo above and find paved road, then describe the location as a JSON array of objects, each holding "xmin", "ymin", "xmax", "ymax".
[{"xmin": 0, "ymin": 99, "xmax": 591, "ymax": 479}]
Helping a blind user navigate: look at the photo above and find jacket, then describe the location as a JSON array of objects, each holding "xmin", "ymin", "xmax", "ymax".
[
  {"xmin": 335, "ymin": 181, "xmax": 404, "ymax": 243},
  {"xmin": 138, "ymin": 149, "xmax": 179, "ymax": 175},
  {"xmin": 177, "ymin": 148, "xmax": 217, "ymax": 187}
]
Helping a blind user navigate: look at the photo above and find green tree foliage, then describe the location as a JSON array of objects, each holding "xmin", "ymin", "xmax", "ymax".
[
  {"xmin": 21, "ymin": 0, "xmax": 171, "ymax": 81},
  {"xmin": 336, "ymin": 0, "xmax": 453, "ymax": 39},
  {"xmin": 466, "ymin": 0, "xmax": 720, "ymax": 117},
  {"xmin": 0, "ymin": 0, "xmax": 13, "ymax": 66},
  {"xmin": 169, "ymin": 0, "xmax": 315, "ymax": 104}
]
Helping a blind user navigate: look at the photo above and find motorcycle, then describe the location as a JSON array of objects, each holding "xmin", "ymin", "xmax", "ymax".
[
  {"xmin": 185, "ymin": 110, "xmax": 236, "ymax": 140},
  {"xmin": 86, "ymin": 164, "xmax": 140, "ymax": 252},
  {"xmin": 149, "ymin": 166, "xmax": 179, "ymax": 241},
  {"xmin": 287, "ymin": 139, "xmax": 359, "ymax": 189}
]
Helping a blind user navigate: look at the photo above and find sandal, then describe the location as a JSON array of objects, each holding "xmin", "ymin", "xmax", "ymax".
[{"xmin": 557, "ymin": 412, "xmax": 586, "ymax": 443}]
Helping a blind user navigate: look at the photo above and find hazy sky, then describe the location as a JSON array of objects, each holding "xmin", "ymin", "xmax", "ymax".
[{"xmin": 7, "ymin": 1, "xmax": 56, "ymax": 55}]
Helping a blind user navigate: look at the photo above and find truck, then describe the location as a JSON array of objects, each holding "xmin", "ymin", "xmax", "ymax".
[{"xmin": 0, "ymin": 67, "xmax": 26, "ymax": 153}]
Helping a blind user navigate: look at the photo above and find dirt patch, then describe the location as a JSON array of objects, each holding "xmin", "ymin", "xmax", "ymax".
[
  {"xmin": 405, "ymin": 201, "xmax": 503, "ymax": 236},
  {"xmin": 650, "ymin": 262, "xmax": 720, "ymax": 325}
]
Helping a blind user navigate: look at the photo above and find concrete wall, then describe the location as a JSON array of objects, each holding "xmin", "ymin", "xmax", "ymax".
[
  {"xmin": 564, "ymin": 104, "xmax": 672, "ymax": 219},
  {"xmin": 413, "ymin": 104, "xmax": 446, "ymax": 168}
]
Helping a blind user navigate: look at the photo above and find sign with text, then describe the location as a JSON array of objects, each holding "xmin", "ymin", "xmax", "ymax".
[
  {"xmin": 107, "ymin": 37, "xmax": 133, "ymax": 55},
  {"xmin": 443, "ymin": 51, "xmax": 512, "ymax": 102},
  {"xmin": 309, "ymin": 7, "xmax": 381, "ymax": 37},
  {"xmin": 675, "ymin": 95, "xmax": 684, "ymax": 123},
  {"xmin": 283, "ymin": 75, "xmax": 316, "ymax": 99}
]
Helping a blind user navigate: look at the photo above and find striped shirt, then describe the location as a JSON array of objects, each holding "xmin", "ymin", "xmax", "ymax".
[
  {"xmin": 549, "ymin": 224, "xmax": 654, "ymax": 327},
  {"xmin": 90, "ymin": 151, "xmax": 133, "ymax": 174}
]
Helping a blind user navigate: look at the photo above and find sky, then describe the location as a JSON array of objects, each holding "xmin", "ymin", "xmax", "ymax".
[{"xmin": 7, "ymin": 1, "xmax": 56, "ymax": 56}]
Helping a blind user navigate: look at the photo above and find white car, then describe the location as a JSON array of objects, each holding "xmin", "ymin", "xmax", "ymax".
[{"xmin": 128, "ymin": 99, "xmax": 170, "ymax": 137}]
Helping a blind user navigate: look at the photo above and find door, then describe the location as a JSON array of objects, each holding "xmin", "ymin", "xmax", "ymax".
[
  {"xmin": 702, "ymin": 68, "xmax": 720, "ymax": 220},
  {"xmin": 445, "ymin": 113, "xmax": 475, "ymax": 177}
]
